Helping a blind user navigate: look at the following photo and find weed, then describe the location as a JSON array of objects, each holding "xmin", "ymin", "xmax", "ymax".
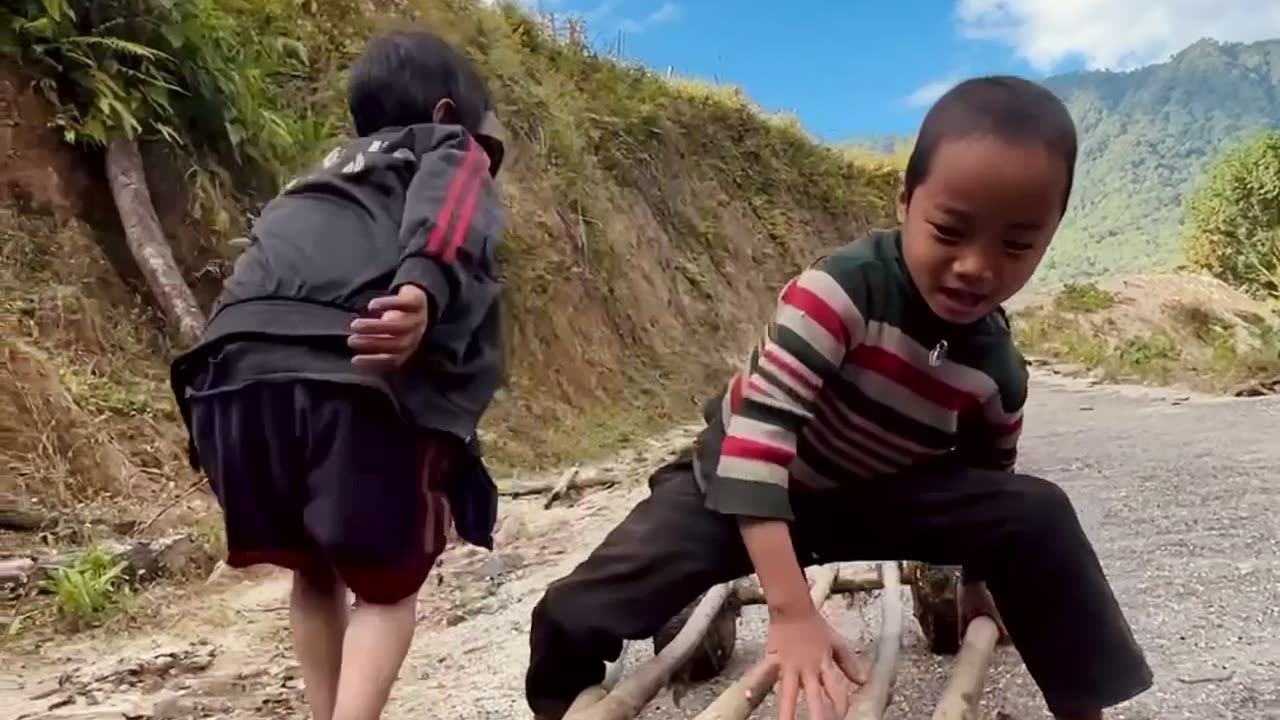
[
  {"xmin": 1052, "ymin": 282, "xmax": 1117, "ymax": 313},
  {"xmin": 40, "ymin": 546, "xmax": 132, "ymax": 631}
]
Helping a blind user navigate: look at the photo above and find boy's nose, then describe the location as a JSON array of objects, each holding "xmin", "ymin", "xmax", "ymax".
[{"xmin": 950, "ymin": 252, "xmax": 995, "ymax": 287}]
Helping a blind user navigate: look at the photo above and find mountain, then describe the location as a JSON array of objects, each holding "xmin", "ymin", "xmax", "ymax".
[
  {"xmin": 1040, "ymin": 38, "xmax": 1280, "ymax": 282},
  {"xmin": 845, "ymin": 38, "xmax": 1280, "ymax": 283}
]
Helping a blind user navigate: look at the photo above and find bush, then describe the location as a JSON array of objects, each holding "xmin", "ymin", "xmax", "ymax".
[{"xmin": 1183, "ymin": 131, "xmax": 1280, "ymax": 298}]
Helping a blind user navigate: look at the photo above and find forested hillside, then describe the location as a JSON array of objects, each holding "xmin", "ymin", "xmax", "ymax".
[{"xmin": 1042, "ymin": 38, "xmax": 1280, "ymax": 281}]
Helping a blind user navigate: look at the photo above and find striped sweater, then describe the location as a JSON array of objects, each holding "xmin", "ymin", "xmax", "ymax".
[{"xmin": 697, "ymin": 229, "xmax": 1027, "ymax": 521}]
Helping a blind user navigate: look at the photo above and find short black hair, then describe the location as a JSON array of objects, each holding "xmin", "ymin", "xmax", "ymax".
[
  {"xmin": 348, "ymin": 30, "xmax": 492, "ymax": 137},
  {"xmin": 903, "ymin": 75, "xmax": 1078, "ymax": 215}
]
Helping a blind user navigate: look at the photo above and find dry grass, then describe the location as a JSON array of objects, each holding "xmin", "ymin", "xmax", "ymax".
[
  {"xmin": 1012, "ymin": 276, "xmax": 1280, "ymax": 392},
  {"xmin": 0, "ymin": 207, "xmax": 200, "ymax": 521}
]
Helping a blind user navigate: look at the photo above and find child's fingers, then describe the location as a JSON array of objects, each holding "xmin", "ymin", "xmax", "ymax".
[
  {"xmin": 350, "ymin": 352, "xmax": 401, "ymax": 367},
  {"xmin": 350, "ymin": 312, "xmax": 420, "ymax": 336},
  {"xmin": 819, "ymin": 661, "xmax": 850, "ymax": 716},
  {"xmin": 803, "ymin": 671, "xmax": 829, "ymax": 720},
  {"xmin": 347, "ymin": 333, "xmax": 413, "ymax": 355},
  {"xmin": 777, "ymin": 668, "xmax": 800, "ymax": 720},
  {"xmin": 368, "ymin": 291, "xmax": 426, "ymax": 313}
]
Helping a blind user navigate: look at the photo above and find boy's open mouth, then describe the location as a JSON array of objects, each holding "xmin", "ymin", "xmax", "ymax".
[{"xmin": 938, "ymin": 286, "xmax": 988, "ymax": 309}]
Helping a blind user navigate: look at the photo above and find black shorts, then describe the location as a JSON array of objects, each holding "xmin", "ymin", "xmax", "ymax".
[{"xmin": 188, "ymin": 380, "xmax": 458, "ymax": 604}]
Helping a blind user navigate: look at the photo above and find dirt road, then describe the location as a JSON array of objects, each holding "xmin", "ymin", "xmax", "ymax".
[{"xmin": 4, "ymin": 370, "xmax": 1279, "ymax": 720}]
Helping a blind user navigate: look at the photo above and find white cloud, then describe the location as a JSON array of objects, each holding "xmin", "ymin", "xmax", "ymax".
[
  {"xmin": 616, "ymin": 2, "xmax": 681, "ymax": 33},
  {"xmin": 957, "ymin": 0, "xmax": 1280, "ymax": 71},
  {"xmin": 905, "ymin": 74, "xmax": 963, "ymax": 107},
  {"xmin": 645, "ymin": 2, "xmax": 680, "ymax": 24}
]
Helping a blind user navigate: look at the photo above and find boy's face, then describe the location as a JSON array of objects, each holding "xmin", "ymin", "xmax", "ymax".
[{"xmin": 898, "ymin": 136, "xmax": 1066, "ymax": 324}]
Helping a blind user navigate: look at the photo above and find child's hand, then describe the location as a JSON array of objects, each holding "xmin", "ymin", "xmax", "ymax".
[
  {"xmin": 958, "ymin": 580, "xmax": 1010, "ymax": 643},
  {"xmin": 348, "ymin": 284, "xmax": 430, "ymax": 368},
  {"xmin": 763, "ymin": 608, "xmax": 866, "ymax": 720}
]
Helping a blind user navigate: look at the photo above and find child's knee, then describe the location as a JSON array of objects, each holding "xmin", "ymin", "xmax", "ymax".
[
  {"xmin": 1012, "ymin": 474, "xmax": 1082, "ymax": 536},
  {"xmin": 294, "ymin": 561, "xmax": 343, "ymax": 595}
]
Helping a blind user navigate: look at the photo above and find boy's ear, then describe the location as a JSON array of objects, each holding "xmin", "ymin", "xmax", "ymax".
[
  {"xmin": 432, "ymin": 98, "xmax": 459, "ymax": 125},
  {"xmin": 896, "ymin": 187, "xmax": 909, "ymax": 224},
  {"xmin": 474, "ymin": 110, "xmax": 506, "ymax": 178}
]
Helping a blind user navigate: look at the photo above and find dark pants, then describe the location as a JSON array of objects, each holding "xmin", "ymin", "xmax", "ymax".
[
  {"xmin": 525, "ymin": 458, "xmax": 1152, "ymax": 718},
  {"xmin": 189, "ymin": 381, "xmax": 459, "ymax": 605}
]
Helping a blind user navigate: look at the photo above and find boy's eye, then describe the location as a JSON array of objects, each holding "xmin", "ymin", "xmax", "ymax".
[
  {"xmin": 1004, "ymin": 240, "xmax": 1035, "ymax": 253},
  {"xmin": 930, "ymin": 222, "xmax": 964, "ymax": 241}
]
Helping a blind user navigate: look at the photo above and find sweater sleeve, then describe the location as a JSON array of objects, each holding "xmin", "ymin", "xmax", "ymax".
[
  {"xmin": 705, "ymin": 257, "xmax": 873, "ymax": 521},
  {"xmin": 957, "ymin": 348, "xmax": 1027, "ymax": 472},
  {"xmin": 393, "ymin": 128, "xmax": 503, "ymax": 323}
]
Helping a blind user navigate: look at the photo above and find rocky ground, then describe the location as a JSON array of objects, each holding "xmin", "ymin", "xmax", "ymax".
[{"xmin": 3, "ymin": 368, "xmax": 1278, "ymax": 720}]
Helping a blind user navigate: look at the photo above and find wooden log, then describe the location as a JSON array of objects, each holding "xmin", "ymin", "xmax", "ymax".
[
  {"xmin": 0, "ymin": 557, "xmax": 37, "ymax": 591},
  {"xmin": 732, "ymin": 568, "xmax": 882, "ymax": 605},
  {"xmin": 105, "ymin": 135, "xmax": 205, "ymax": 346},
  {"xmin": 847, "ymin": 562, "xmax": 903, "ymax": 720},
  {"xmin": 0, "ymin": 495, "xmax": 138, "ymax": 535},
  {"xmin": 561, "ymin": 645, "xmax": 635, "ymax": 716},
  {"xmin": 654, "ymin": 591, "xmax": 738, "ymax": 683},
  {"xmin": 930, "ymin": 616, "xmax": 1000, "ymax": 720},
  {"xmin": 565, "ymin": 582, "xmax": 736, "ymax": 720},
  {"xmin": 0, "ymin": 506, "xmax": 48, "ymax": 531},
  {"xmin": 693, "ymin": 565, "xmax": 839, "ymax": 720},
  {"xmin": 544, "ymin": 465, "xmax": 582, "ymax": 509},
  {"xmin": 498, "ymin": 474, "xmax": 619, "ymax": 499},
  {"xmin": 0, "ymin": 533, "xmax": 212, "ymax": 595}
]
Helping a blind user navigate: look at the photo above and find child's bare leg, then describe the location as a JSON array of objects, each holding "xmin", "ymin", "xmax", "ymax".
[
  {"xmin": 330, "ymin": 593, "xmax": 418, "ymax": 720},
  {"xmin": 290, "ymin": 565, "xmax": 349, "ymax": 720}
]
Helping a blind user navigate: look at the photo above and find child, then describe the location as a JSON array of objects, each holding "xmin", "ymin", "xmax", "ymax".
[
  {"xmin": 169, "ymin": 31, "xmax": 507, "ymax": 720},
  {"xmin": 524, "ymin": 76, "xmax": 1152, "ymax": 720}
]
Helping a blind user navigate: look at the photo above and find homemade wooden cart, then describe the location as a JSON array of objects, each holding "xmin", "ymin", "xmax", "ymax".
[{"xmin": 563, "ymin": 561, "xmax": 1003, "ymax": 720}]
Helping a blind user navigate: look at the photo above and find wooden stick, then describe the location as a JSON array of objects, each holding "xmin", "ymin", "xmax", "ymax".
[
  {"xmin": 846, "ymin": 562, "xmax": 903, "ymax": 720},
  {"xmin": 930, "ymin": 616, "xmax": 1000, "ymax": 720},
  {"xmin": 498, "ymin": 474, "xmax": 619, "ymax": 499},
  {"xmin": 0, "ymin": 558, "xmax": 37, "ymax": 591},
  {"xmin": 544, "ymin": 465, "xmax": 582, "ymax": 509},
  {"xmin": 0, "ymin": 533, "xmax": 202, "ymax": 593},
  {"xmin": 732, "ymin": 568, "xmax": 882, "ymax": 605},
  {"xmin": 564, "ymin": 648, "xmax": 628, "ymax": 720},
  {"xmin": 134, "ymin": 478, "xmax": 207, "ymax": 536},
  {"xmin": 693, "ymin": 565, "xmax": 840, "ymax": 720},
  {"xmin": 603, "ymin": 641, "xmax": 629, "ymax": 689},
  {"xmin": 0, "ymin": 495, "xmax": 138, "ymax": 535},
  {"xmin": 0, "ymin": 507, "xmax": 48, "ymax": 532},
  {"xmin": 565, "ymin": 583, "xmax": 736, "ymax": 720}
]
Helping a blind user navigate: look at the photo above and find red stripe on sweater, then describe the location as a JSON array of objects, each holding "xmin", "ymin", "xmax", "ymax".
[
  {"xmin": 851, "ymin": 344, "xmax": 979, "ymax": 411},
  {"xmin": 721, "ymin": 436, "xmax": 793, "ymax": 467},
  {"xmin": 780, "ymin": 281, "xmax": 848, "ymax": 346}
]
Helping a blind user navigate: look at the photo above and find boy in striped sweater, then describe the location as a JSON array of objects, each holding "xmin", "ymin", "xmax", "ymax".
[{"xmin": 525, "ymin": 76, "xmax": 1152, "ymax": 720}]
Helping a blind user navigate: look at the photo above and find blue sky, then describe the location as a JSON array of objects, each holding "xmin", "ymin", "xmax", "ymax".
[{"xmin": 506, "ymin": 0, "xmax": 1280, "ymax": 142}]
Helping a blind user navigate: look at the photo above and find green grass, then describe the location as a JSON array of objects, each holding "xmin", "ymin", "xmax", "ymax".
[
  {"xmin": 1051, "ymin": 282, "xmax": 1118, "ymax": 314},
  {"xmin": 1014, "ymin": 298, "xmax": 1280, "ymax": 391},
  {"xmin": 39, "ymin": 546, "xmax": 132, "ymax": 631}
]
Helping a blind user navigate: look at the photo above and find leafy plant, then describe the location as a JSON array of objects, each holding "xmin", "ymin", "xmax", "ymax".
[
  {"xmin": 1052, "ymin": 282, "xmax": 1117, "ymax": 313},
  {"xmin": 39, "ymin": 546, "xmax": 131, "ymax": 630},
  {"xmin": 0, "ymin": 0, "xmax": 353, "ymax": 210},
  {"xmin": 1184, "ymin": 131, "xmax": 1280, "ymax": 298}
]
